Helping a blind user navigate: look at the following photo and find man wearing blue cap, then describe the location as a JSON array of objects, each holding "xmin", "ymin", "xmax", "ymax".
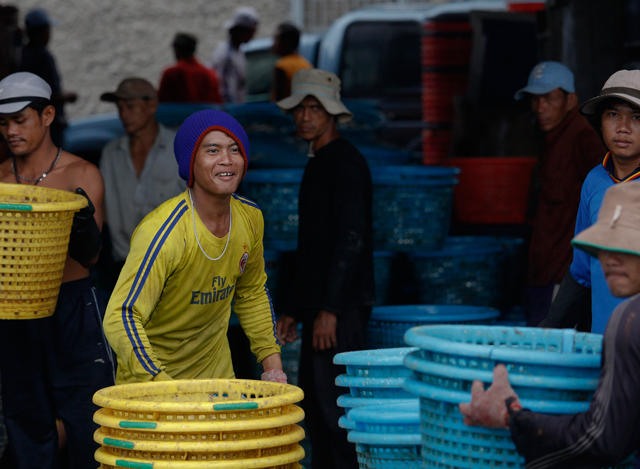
[
  {"xmin": 19, "ymin": 8, "xmax": 77, "ymax": 148},
  {"xmin": 515, "ymin": 61, "xmax": 604, "ymax": 327}
]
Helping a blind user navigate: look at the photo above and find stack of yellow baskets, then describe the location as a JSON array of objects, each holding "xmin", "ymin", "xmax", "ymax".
[
  {"xmin": 0, "ymin": 183, "xmax": 87, "ymax": 319},
  {"xmin": 92, "ymin": 379, "xmax": 306, "ymax": 469}
]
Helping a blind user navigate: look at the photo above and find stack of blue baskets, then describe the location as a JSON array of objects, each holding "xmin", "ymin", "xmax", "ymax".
[
  {"xmin": 370, "ymin": 166, "xmax": 459, "ymax": 251},
  {"xmin": 373, "ymin": 251, "xmax": 394, "ymax": 305},
  {"xmin": 366, "ymin": 305, "xmax": 500, "ymax": 349},
  {"xmin": 239, "ymin": 169, "xmax": 303, "ymax": 251},
  {"xmin": 334, "ymin": 348, "xmax": 417, "ymax": 415},
  {"xmin": 341, "ymin": 402, "xmax": 422, "ymax": 469},
  {"xmin": 402, "ymin": 325, "xmax": 633, "ymax": 468}
]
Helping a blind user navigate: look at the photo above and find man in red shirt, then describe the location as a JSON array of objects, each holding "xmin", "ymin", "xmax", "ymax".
[{"xmin": 158, "ymin": 33, "xmax": 222, "ymax": 104}]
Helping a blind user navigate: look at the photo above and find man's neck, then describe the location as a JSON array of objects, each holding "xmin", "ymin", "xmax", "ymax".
[
  {"xmin": 611, "ymin": 153, "xmax": 640, "ymax": 180},
  {"xmin": 312, "ymin": 128, "xmax": 341, "ymax": 153},
  {"xmin": 129, "ymin": 121, "xmax": 159, "ymax": 149},
  {"xmin": 13, "ymin": 138, "xmax": 58, "ymax": 179},
  {"xmin": 190, "ymin": 186, "xmax": 232, "ymax": 237}
]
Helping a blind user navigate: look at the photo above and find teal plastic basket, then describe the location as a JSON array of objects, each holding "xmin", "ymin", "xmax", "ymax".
[
  {"xmin": 336, "ymin": 375, "xmax": 414, "ymax": 399},
  {"xmin": 239, "ymin": 169, "xmax": 303, "ymax": 251},
  {"xmin": 373, "ymin": 250, "xmax": 395, "ymax": 306},
  {"xmin": 366, "ymin": 305, "xmax": 500, "ymax": 349},
  {"xmin": 337, "ymin": 395, "xmax": 417, "ymax": 414},
  {"xmin": 370, "ymin": 166, "xmax": 459, "ymax": 251},
  {"xmin": 334, "ymin": 347, "xmax": 417, "ymax": 378}
]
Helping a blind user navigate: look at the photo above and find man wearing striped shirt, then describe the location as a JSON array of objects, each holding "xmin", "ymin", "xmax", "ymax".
[
  {"xmin": 103, "ymin": 110, "xmax": 285, "ymax": 384},
  {"xmin": 460, "ymin": 181, "xmax": 640, "ymax": 468}
]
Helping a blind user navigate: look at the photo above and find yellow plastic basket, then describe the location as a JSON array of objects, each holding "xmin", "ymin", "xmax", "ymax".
[
  {"xmin": 95, "ymin": 443, "xmax": 305, "ymax": 468},
  {"xmin": 0, "ymin": 183, "xmax": 87, "ymax": 319}
]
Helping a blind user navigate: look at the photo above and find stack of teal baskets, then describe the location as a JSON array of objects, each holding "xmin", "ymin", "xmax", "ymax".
[
  {"xmin": 366, "ymin": 305, "xmax": 500, "ymax": 349},
  {"xmin": 373, "ymin": 251, "xmax": 394, "ymax": 305},
  {"xmin": 370, "ymin": 166, "xmax": 459, "ymax": 251},
  {"xmin": 341, "ymin": 402, "xmax": 422, "ymax": 469},
  {"xmin": 239, "ymin": 169, "xmax": 303, "ymax": 251},
  {"xmin": 402, "ymin": 325, "xmax": 633, "ymax": 468},
  {"xmin": 334, "ymin": 348, "xmax": 417, "ymax": 415}
]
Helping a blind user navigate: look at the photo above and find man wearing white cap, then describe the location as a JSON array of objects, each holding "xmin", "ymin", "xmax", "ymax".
[
  {"xmin": 543, "ymin": 69, "xmax": 640, "ymax": 335},
  {"xmin": 0, "ymin": 72, "xmax": 114, "ymax": 468},
  {"xmin": 276, "ymin": 69, "xmax": 375, "ymax": 469},
  {"xmin": 514, "ymin": 61, "xmax": 604, "ymax": 328},
  {"xmin": 209, "ymin": 6, "xmax": 259, "ymax": 104},
  {"xmin": 459, "ymin": 181, "xmax": 640, "ymax": 468}
]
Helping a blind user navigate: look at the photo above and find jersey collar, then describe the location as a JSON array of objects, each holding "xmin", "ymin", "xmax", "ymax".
[{"xmin": 602, "ymin": 152, "xmax": 640, "ymax": 183}]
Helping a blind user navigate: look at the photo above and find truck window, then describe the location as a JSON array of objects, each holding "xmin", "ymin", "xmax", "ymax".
[
  {"xmin": 340, "ymin": 21, "xmax": 421, "ymax": 99},
  {"xmin": 245, "ymin": 49, "xmax": 278, "ymax": 102}
]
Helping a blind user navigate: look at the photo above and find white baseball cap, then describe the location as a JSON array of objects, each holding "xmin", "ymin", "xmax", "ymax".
[
  {"xmin": 0, "ymin": 72, "xmax": 52, "ymax": 114},
  {"xmin": 224, "ymin": 6, "xmax": 259, "ymax": 30}
]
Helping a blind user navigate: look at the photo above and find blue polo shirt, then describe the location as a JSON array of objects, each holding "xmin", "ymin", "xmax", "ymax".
[{"xmin": 570, "ymin": 153, "xmax": 640, "ymax": 334}]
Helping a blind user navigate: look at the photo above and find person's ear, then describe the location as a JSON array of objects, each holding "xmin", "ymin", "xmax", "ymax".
[
  {"xmin": 41, "ymin": 105, "xmax": 56, "ymax": 127},
  {"xmin": 567, "ymin": 92, "xmax": 578, "ymax": 110}
]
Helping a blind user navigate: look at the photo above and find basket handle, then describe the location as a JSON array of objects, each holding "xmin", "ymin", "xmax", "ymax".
[{"xmin": 0, "ymin": 203, "xmax": 32, "ymax": 211}]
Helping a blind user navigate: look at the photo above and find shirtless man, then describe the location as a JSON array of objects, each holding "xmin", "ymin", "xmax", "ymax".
[{"xmin": 0, "ymin": 72, "xmax": 114, "ymax": 468}]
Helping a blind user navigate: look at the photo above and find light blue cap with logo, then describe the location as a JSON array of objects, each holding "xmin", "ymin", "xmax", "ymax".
[{"xmin": 514, "ymin": 61, "xmax": 575, "ymax": 100}]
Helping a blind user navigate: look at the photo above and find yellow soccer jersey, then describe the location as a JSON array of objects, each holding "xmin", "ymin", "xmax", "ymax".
[{"xmin": 103, "ymin": 190, "xmax": 280, "ymax": 384}]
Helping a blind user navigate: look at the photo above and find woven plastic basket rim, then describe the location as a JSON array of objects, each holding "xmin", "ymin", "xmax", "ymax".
[
  {"xmin": 93, "ymin": 406, "xmax": 305, "ymax": 432},
  {"xmin": 0, "ymin": 183, "xmax": 88, "ymax": 212},
  {"xmin": 370, "ymin": 305, "xmax": 500, "ymax": 323},
  {"xmin": 408, "ymin": 243, "xmax": 504, "ymax": 258},
  {"xmin": 242, "ymin": 169, "xmax": 304, "ymax": 183},
  {"xmin": 444, "ymin": 156, "xmax": 538, "ymax": 167},
  {"xmin": 403, "ymin": 326, "xmax": 602, "ymax": 368},
  {"xmin": 347, "ymin": 402, "xmax": 420, "ymax": 425},
  {"xmin": 94, "ymin": 443, "xmax": 305, "ymax": 468},
  {"xmin": 334, "ymin": 347, "xmax": 418, "ymax": 366},
  {"xmin": 336, "ymin": 375, "xmax": 405, "ymax": 388},
  {"xmin": 348, "ymin": 430, "xmax": 421, "ymax": 446},
  {"xmin": 336, "ymin": 395, "xmax": 417, "ymax": 409},
  {"xmin": 373, "ymin": 250, "xmax": 395, "ymax": 258},
  {"xmin": 403, "ymin": 378, "xmax": 589, "ymax": 414},
  {"xmin": 403, "ymin": 350, "xmax": 599, "ymax": 391},
  {"xmin": 93, "ymin": 380, "xmax": 303, "ymax": 413},
  {"xmin": 94, "ymin": 424, "xmax": 305, "ymax": 453},
  {"xmin": 370, "ymin": 165, "xmax": 459, "ymax": 186},
  {"xmin": 338, "ymin": 415, "xmax": 356, "ymax": 430}
]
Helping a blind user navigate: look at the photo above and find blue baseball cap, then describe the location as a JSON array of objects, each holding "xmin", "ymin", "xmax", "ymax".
[
  {"xmin": 514, "ymin": 61, "xmax": 575, "ymax": 100},
  {"xmin": 25, "ymin": 8, "xmax": 58, "ymax": 29}
]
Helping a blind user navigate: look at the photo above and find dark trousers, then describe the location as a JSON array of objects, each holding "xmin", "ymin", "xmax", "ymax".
[
  {"xmin": 0, "ymin": 278, "xmax": 115, "ymax": 469},
  {"xmin": 298, "ymin": 305, "xmax": 371, "ymax": 469}
]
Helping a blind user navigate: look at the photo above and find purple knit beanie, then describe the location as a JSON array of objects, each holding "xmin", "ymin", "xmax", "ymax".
[{"xmin": 174, "ymin": 109, "xmax": 250, "ymax": 187}]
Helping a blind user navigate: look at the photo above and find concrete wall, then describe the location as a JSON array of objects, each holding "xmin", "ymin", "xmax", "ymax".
[{"xmin": 13, "ymin": 0, "xmax": 290, "ymax": 119}]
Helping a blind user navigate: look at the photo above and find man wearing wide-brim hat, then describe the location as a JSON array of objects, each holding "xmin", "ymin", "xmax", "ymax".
[
  {"xmin": 542, "ymin": 69, "xmax": 640, "ymax": 335},
  {"xmin": 276, "ymin": 69, "xmax": 375, "ymax": 469},
  {"xmin": 459, "ymin": 181, "xmax": 640, "ymax": 468}
]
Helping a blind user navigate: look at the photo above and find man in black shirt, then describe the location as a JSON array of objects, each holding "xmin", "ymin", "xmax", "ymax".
[
  {"xmin": 459, "ymin": 181, "xmax": 640, "ymax": 468},
  {"xmin": 276, "ymin": 69, "xmax": 375, "ymax": 469}
]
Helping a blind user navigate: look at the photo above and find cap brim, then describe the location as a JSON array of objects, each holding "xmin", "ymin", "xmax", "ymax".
[
  {"xmin": 0, "ymin": 101, "xmax": 31, "ymax": 114},
  {"xmin": 277, "ymin": 92, "xmax": 354, "ymax": 123},
  {"xmin": 100, "ymin": 91, "xmax": 150, "ymax": 102},
  {"xmin": 572, "ymin": 222, "xmax": 640, "ymax": 258},
  {"xmin": 514, "ymin": 84, "xmax": 561, "ymax": 100},
  {"xmin": 580, "ymin": 92, "xmax": 640, "ymax": 115}
]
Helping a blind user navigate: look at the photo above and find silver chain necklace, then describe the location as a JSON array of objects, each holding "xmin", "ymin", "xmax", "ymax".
[
  {"xmin": 12, "ymin": 147, "xmax": 62, "ymax": 185},
  {"xmin": 188, "ymin": 188, "xmax": 231, "ymax": 261}
]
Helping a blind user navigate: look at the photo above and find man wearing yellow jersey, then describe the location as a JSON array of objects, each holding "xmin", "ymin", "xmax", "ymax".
[{"xmin": 103, "ymin": 109, "xmax": 285, "ymax": 384}]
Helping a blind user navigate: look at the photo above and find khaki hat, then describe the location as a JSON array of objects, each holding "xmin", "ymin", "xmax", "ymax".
[
  {"xmin": 100, "ymin": 77, "xmax": 157, "ymax": 102},
  {"xmin": 276, "ymin": 69, "xmax": 353, "ymax": 123},
  {"xmin": 572, "ymin": 182, "xmax": 640, "ymax": 257},
  {"xmin": 580, "ymin": 70, "xmax": 640, "ymax": 115}
]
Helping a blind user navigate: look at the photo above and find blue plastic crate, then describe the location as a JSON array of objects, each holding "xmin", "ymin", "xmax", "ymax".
[
  {"xmin": 366, "ymin": 305, "xmax": 500, "ymax": 349},
  {"xmin": 336, "ymin": 375, "xmax": 413, "ymax": 399},
  {"xmin": 334, "ymin": 347, "xmax": 417, "ymax": 378},
  {"xmin": 239, "ymin": 169, "xmax": 303, "ymax": 251},
  {"xmin": 337, "ymin": 394, "xmax": 417, "ymax": 414},
  {"xmin": 359, "ymin": 146, "xmax": 413, "ymax": 167},
  {"xmin": 348, "ymin": 401, "xmax": 420, "ymax": 434},
  {"xmin": 373, "ymin": 250, "xmax": 394, "ymax": 305},
  {"xmin": 370, "ymin": 166, "xmax": 459, "ymax": 251}
]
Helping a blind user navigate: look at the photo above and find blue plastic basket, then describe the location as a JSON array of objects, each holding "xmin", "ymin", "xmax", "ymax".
[
  {"xmin": 334, "ymin": 347, "xmax": 417, "ymax": 378},
  {"xmin": 247, "ymin": 134, "xmax": 308, "ymax": 169},
  {"xmin": 370, "ymin": 166, "xmax": 459, "ymax": 251},
  {"xmin": 239, "ymin": 169, "xmax": 303, "ymax": 251},
  {"xmin": 280, "ymin": 323, "xmax": 303, "ymax": 387},
  {"xmin": 337, "ymin": 395, "xmax": 417, "ymax": 415},
  {"xmin": 336, "ymin": 375, "xmax": 414, "ymax": 399},
  {"xmin": 366, "ymin": 305, "xmax": 500, "ymax": 349},
  {"xmin": 359, "ymin": 146, "xmax": 413, "ymax": 167},
  {"xmin": 224, "ymin": 102, "xmax": 296, "ymax": 134},
  {"xmin": 373, "ymin": 251, "xmax": 395, "ymax": 306}
]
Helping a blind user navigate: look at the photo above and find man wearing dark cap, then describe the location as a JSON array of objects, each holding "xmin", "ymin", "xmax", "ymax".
[
  {"xmin": 158, "ymin": 33, "xmax": 222, "ymax": 104},
  {"xmin": 19, "ymin": 8, "xmax": 77, "ymax": 148},
  {"xmin": 100, "ymin": 78, "xmax": 185, "ymax": 273},
  {"xmin": 543, "ymin": 69, "xmax": 640, "ymax": 334},
  {"xmin": 276, "ymin": 69, "xmax": 375, "ymax": 469},
  {"xmin": 270, "ymin": 23, "xmax": 312, "ymax": 102},
  {"xmin": 514, "ymin": 61, "xmax": 605, "ymax": 327},
  {"xmin": 0, "ymin": 71, "xmax": 113, "ymax": 468}
]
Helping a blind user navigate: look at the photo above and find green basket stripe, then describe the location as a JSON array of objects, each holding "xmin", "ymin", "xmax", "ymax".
[
  {"xmin": 119, "ymin": 421, "xmax": 157, "ymax": 429},
  {"xmin": 0, "ymin": 203, "xmax": 32, "ymax": 211},
  {"xmin": 103, "ymin": 438, "xmax": 135, "ymax": 449},
  {"xmin": 115, "ymin": 460, "xmax": 153, "ymax": 469},
  {"xmin": 213, "ymin": 402, "xmax": 259, "ymax": 410}
]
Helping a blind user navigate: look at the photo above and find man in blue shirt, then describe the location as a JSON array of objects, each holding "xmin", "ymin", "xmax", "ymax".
[{"xmin": 542, "ymin": 69, "xmax": 640, "ymax": 334}]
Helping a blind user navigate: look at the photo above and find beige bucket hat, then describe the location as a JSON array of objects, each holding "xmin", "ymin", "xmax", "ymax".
[
  {"xmin": 580, "ymin": 69, "xmax": 640, "ymax": 115},
  {"xmin": 276, "ymin": 69, "xmax": 353, "ymax": 123},
  {"xmin": 572, "ymin": 182, "xmax": 640, "ymax": 257}
]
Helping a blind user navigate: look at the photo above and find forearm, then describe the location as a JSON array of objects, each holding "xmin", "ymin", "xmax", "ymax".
[
  {"xmin": 540, "ymin": 270, "xmax": 591, "ymax": 329},
  {"xmin": 261, "ymin": 353, "xmax": 282, "ymax": 371}
]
